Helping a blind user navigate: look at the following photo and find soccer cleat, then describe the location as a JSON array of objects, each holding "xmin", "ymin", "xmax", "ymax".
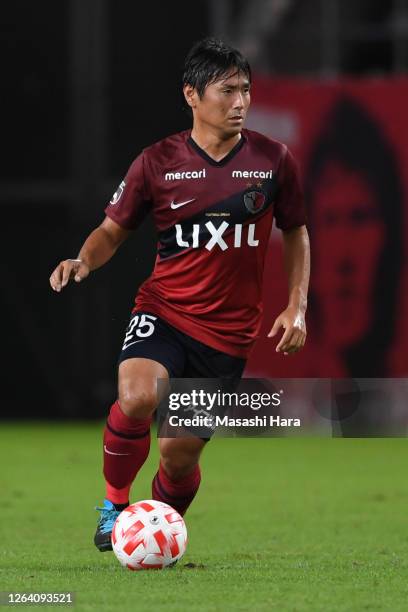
[{"xmin": 94, "ymin": 499, "xmax": 121, "ymax": 552}]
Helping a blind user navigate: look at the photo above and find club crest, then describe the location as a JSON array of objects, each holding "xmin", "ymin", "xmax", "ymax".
[{"xmin": 244, "ymin": 189, "xmax": 266, "ymax": 214}]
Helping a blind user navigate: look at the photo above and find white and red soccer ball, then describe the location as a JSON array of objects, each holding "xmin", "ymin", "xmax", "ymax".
[{"xmin": 111, "ymin": 500, "xmax": 187, "ymax": 570}]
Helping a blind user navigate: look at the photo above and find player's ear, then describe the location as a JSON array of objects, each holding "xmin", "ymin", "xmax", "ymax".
[{"xmin": 183, "ymin": 84, "xmax": 197, "ymax": 109}]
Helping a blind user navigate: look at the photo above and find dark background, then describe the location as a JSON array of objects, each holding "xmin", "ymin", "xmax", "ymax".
[{"xmin": 2, "ymin": 0, "xmax": 407, "ymax": 417}]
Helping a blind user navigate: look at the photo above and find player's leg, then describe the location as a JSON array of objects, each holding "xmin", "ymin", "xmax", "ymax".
[
  {"xmin": 94, "ymin": 311, "xmax": 186, "ymax": 551},
  {"xmin": 152, "ymin": 436, "xmax": 206, "ymax": 516},
  {"xmin": 151, "ymin": 327, "xmax": 246, "ymax": 517},
  {"xmin": 104, "ymin": 357, "xmax": 169, "ymax": 502},
  {"xmin": 95, "ymin": 357, "xmax": 168, "ymax": 551}
]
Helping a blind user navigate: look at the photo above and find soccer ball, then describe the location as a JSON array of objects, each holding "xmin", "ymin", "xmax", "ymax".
[{"xmin": 112, "ymin": 500, "xmax": 187, "ymax": 570}]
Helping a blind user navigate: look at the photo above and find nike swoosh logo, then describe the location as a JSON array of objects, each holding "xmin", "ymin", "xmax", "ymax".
[
  {"xmin": 104, "ymin": 445, "xmax": 132, "ymax": 456},
  {"xmin": 122, "ymin": 339, "xmax": 144, "ymax": 350},
  {"xmin": 170, "ymin": 198, "xmax": 196, "ymax": 210}
]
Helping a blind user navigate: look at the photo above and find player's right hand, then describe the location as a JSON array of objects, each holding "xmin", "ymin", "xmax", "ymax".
[{"xmin": 49, "ymin": 259, "xmax": 90, "ymax": 292}]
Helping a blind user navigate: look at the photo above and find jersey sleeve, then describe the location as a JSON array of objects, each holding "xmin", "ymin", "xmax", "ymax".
[
  {"xmin": 104, "ymin": 153, "xmax": 151, "ymax": 230},
  {"xmin": 273, "ymin": 147, "xmax": 307, "ymax": 231}
]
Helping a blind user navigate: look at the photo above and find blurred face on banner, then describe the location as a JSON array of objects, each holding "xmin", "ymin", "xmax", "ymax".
[
  {"xmin": 184, "ymin": 70, "xmax": 251, "ymax": 137},
  {"xmin": 311, "ymin": 161, "xmax": 386, "ymax": 348}
]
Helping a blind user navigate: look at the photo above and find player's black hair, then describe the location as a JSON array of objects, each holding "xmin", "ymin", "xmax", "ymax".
[
  {"xmin": 182, "ymin": 37, "xmax": 251, "ymax": 100},
  {"xmin": 305, "ymin": 97, "xmax": 404, "ymax": 377}
]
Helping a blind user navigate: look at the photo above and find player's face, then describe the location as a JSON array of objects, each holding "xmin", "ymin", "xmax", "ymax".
[
  {"xmin": 192, "ymin": 71, "xmax": 251, "ymax": 137},
  {"xmin": 311, "ymin": 161, "xmax": 385, "ymax": 348}
]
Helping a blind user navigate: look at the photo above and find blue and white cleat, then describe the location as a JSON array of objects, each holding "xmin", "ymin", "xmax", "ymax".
[{"xmin": 94, "ymin": 499, "xmax": 121, "ymax": 552}]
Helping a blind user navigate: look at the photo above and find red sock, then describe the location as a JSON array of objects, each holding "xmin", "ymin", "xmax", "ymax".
[
  {"xmin": 152, "ymin": 462, "xmax": 201, "ymax": 516},
  {"xmin": 103, "ymin": 400, "xmax": 151, "ymax": 504}
]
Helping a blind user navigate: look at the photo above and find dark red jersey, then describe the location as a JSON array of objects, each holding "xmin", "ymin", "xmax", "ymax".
[{"xmin": 105, "ymin": 129, "xmax": 306, "ymax": 357}]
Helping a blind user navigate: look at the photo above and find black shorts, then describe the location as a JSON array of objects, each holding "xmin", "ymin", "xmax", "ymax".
[{"xmin": 118, "ymin": 310, "xmax": 246, "ymax": 381}]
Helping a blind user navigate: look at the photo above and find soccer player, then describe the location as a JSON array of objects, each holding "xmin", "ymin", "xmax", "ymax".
[{"xmin": 49, "ymin": 38, "xmax": 310, "ymax": 552}]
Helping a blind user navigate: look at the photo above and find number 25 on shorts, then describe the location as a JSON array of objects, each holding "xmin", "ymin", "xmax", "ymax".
[{"xmin": 122, "ymin": 313, "xmax": 157, "ymax": 350}]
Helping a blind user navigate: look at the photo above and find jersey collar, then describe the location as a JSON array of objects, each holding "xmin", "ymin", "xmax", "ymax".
[{"xmin": 187, "ymin": 131, "xmax": 246, "ymax": 167}]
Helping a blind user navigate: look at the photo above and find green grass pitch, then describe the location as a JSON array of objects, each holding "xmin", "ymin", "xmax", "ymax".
[{"xmin": 1, "ymin": 422, "xmax": 408, "ymax": 611}]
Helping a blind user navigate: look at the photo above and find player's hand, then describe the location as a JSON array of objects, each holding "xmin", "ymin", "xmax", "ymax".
[
  {"xmin": 267, "ymin": 307, "xmax": 306, "ymax": 355},
  {"xmin": 49, "ymin": 259, "xmax": 90, "ymax": 292}
]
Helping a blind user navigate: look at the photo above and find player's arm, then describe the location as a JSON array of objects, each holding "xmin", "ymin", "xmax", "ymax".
[
  {"xmin": 49, "ymin": 217, "xmax": 130, "ymax": 292},
  {"xmin": 268, "ymin": 225, "xmax": 310, "ymax": 355}
]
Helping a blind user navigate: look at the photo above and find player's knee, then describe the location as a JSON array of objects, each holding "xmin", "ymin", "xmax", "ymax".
[
  {"xmin": 119, "ymin": 388, "xmax": 158, "ymax": 419},
  {"xmin": 161, "ymin": 456, "xmax": 197, "ymax": 481},
  {"xmin": 160, "ymin": 445, "xmax": 199, "ymax": 481}
]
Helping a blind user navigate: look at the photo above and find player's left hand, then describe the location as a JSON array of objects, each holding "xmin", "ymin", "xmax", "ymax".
[{"xmin": 267, "ymin": 307, "xmax": 306, "ymax": 355}]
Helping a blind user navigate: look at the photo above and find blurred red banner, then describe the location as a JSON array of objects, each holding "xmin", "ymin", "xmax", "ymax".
[{"xmin": 246, "ymin": 77, "xmax": 408, "ymax": 377}]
